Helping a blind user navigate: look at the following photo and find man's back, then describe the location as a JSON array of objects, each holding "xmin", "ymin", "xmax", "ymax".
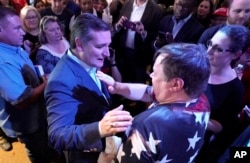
[{"xmin": 117, "ymin": 94, "xmax": 210, "ymax": 162}]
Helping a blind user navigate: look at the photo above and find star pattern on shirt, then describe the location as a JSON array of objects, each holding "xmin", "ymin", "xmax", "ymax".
[
  {"xmin": 204, "ymin": 112, "xmax": 210, "ymax": 128},
  {"xmin": 156, "ymin": 154, "xmax": 173, "ymax": 163},
  {"xmin": 116, "ymin": 144, "xmax": 125, "ymax": 163},
  {"xmin": 117, "ymin": 95, "xmax": 210, "ymax": 162},
  {"xmin": 189, "ymin": 150, "xmax": 198, "ymax": 163},
  {"xmin": 131, "ymin": 130, "xmax": 147, "ymax": 159},
  {"xmin": 186, "ymin": 131, "xmax": 201, "ymax": 151},
  {"xmin": 146, "ymin": 132, "xmax": 161, "ymax": 154},
  {"xmin": 194, "ymin": 112, "xmax": 203, "ymax": 124}
]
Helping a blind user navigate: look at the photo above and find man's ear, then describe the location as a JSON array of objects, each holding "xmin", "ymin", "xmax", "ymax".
[
  {"xmin": 169, "ymin": 78, "xmax": 184, "ymax": 92},
  {"xmin": 75, "ymin": 37, "xmax": 83, "ymax": 51}
]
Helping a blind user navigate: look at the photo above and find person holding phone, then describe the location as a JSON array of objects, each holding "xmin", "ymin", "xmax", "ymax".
[
  {"xmin": 112, "ymin": 0, "xmax": 163, "ymax": 115},
  {"xmin": 154, "ymin": 0, "xmax": 205, "ymax": 50}
]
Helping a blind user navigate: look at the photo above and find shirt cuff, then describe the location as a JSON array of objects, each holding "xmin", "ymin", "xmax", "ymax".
[{"xmin": 98, "ymin": 122, "xmax": 104, "ymax": 138}]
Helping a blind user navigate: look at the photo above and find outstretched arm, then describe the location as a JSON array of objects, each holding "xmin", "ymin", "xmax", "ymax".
[{"xmin": 97, "ymin": 71, "xmax": 153, "ymax": 102}]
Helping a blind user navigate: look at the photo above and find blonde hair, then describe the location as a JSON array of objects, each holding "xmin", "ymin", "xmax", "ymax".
[
  {"xmin": 39, "ymin": 16, "xmax": 60, "ymax": 44},
  {"xmin": 20, "ymin": 6, "xmax": 41, "ymax": 32}
]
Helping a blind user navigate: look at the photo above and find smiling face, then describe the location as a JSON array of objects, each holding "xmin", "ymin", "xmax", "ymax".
[
  {"xmin": 0, "ymin": 15, "xmax": 25, "ymax": 46},
  {"xmin": 79, "ymin": 30, "xmax": 111, "ymax": 68}
]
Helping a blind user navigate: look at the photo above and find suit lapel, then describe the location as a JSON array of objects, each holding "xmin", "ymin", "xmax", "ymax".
[
  {"xmin": 174, "ymin": 17, "xmax": 194, "ymax": 42},
  {"xmin": 101, "ymin": 81, "xmax": 112, "ymax": 106},
  {"xmin": 64, "ymin": 55, "xmax": 110, "ymax": 107}
]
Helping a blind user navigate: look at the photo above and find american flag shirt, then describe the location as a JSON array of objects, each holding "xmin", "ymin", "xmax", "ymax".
[{"xmin": 116, "ymin": 94, "xmax": 210, "ymax": 163}]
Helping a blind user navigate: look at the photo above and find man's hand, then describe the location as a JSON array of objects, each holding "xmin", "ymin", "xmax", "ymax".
[
  {"xmin": 23, "ymin": 40, "xmax": 33, "ymax": 54},
  {"xmin": 115, "ymin": 16, "xmax": 128, "ymax": 30},
  {"xmin": 99, "ymin": 105, "xmax": 132, "ymax": 137},
  {"xmin": 97, "ymin": 71, "xmax": 117, "ymax": 94},
  {"xmin": 155, "ymin": 32, "xmax": 174, "ymax": 48}
]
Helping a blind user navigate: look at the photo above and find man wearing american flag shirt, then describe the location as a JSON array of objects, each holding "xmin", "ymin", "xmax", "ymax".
[{"xmin": 97, "ymin": 43, "xmax": 211, "ymax": 162}]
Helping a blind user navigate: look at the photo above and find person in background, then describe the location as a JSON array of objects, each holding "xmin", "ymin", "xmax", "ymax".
[
  {"xmin": 93, "ymin": 0, "xmax": 113, "ymax": 25},
  {"xmin": 109, "ymin": 0, "xmax": 126, "ymax": 24},
  {"xmin": 198, "ymin": 0, "xmax": 250, "ymax": 45},
  {"xmin": 101, "ymin": 47, "xmax": 122, "ymax": 82},
  {"xmin": 0, "ymin": 6, "xmax": 52, "ymax": 162},
  {"xmin": 193, "ymin": 0, "xmax": 214, "ymax": 28},
  {"xmin": 36, "ymin": 16, "xmax": 69, "ymax": 77},
  {"xmin": 20, "ymin": 5, "xmax": 41, "ymax": 62},
  {"xmin": 64, "ymin": 0, "xmax": 81, "ymax": 15},
  {"xmin": 0, "ymin": 0, "xmax": 22, "ymax": 14},
  {"xmin": 155, "ymin": 0, "xmax": 205, "ymax": 49},
  {"xmin": 33, "ymin": 0, "xmax": 46, "ymax": 12},
  {"xmin": 40, "ymin": 0, "xmax": 74, "ymax": 40},
  {"xmin": 45, "ymin": 13, "xmax": 132, "ymax": 163},
  {"xmin": 209, "ymin": 7, "xmax": 228, "ymax": 27},
  {"xmin": 97, "ymin": 43, "xmax": 211, "ymax": 162},
  {"xmin": 195, "ymin": 25, "xmax": 250, "ymax": 163},
  {"xmin": 112, "ymin": 0, "xmax": 162, "ymax": 116},
  {"xmin": 41, "ymin": 0, "xmax": 52, "ymax": 6},
  {"xmin": 74, "ymin": 0, "xmax": 112, "ymax": 25},
  {"xmin": 113, "ymin": 0, "xmax": 162, "ymax": 83},
  {"xmin": 93, "ymin": 0, "xmax": 107, "ymax": 13}
]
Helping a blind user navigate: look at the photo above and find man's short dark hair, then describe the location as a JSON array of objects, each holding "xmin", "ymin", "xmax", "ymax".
[
  {"xmin": 154, "ymin": 43, "xmax": 210, "ymax": 98},
  {"xmin": 0, "ymin": 7, "xmax": 18, "ymax": 27},
  {"xmin": 70, "ymin": 13, "xmax": 111, "ymax": 48}
]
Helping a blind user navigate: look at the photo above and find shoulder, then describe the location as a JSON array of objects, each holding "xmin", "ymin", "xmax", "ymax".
[{"xmin": 187, "ymin": 16, "xmax": 205, "ymax": 30}]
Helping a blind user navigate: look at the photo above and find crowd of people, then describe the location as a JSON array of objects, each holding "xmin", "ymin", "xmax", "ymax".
[{"xmin": 0, "ymin": 0, "xmax": 250, "ymax": 163}]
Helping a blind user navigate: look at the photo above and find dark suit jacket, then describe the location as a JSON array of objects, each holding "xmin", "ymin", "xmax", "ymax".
[
  {"xmin": 198, "ymin": 24, "xmax": 226, "ymax": 45},
  {"xmin": 158, "ymin": 15, "xmax": 205, "ymax": 43},
  {"xmin": 45, "ymin": 52, "xmax": 111, "ymax": 162},
  {"xmin": 113, "ymin": 0, "xmax": 163, "ymax": 66}
]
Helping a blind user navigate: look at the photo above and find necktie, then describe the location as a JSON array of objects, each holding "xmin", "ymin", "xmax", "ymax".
[
  {"xmin": 89, "ymin": 69, "xmax": 102, "ymax": 91},
  {"xmin": 89, "ymin": 69, "xmax": 109, "ymax": 104}
]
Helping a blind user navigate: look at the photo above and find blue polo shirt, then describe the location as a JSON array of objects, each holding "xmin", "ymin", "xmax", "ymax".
[{"xmin": 0, "ymin": 42, "xmax": 45, "ymax": 136}]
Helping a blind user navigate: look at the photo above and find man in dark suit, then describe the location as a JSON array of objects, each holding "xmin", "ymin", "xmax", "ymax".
[
  {"xmin": 45, "ymin": 13, "xmax": 132, "ymax": 163},
  {"xmin": 113, "ymin": 0, "xmax": 162, "ymax": 84},
  {"xmin": 155, "ymin": 0, "xmax": 205, "ymax": 49}
]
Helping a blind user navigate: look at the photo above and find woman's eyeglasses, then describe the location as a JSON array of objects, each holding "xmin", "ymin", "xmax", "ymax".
[
  {"xmin": 25, "ymin": 16, "xmax": 38, "ymax": 20},
  {"xmin": 206, "ymin": 40, "xmax": 233, "ymax": 53}
]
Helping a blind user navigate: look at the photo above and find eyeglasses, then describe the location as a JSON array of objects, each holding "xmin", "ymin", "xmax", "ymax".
[
  {"xmin": 206, "ymin": 40, "xmax": 233, "ymax": 53},
  {"xmin": 25, "ymin": 16, "xmax": 38, "ymax": 20}
]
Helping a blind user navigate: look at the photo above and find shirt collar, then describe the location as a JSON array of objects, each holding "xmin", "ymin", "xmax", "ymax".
[
  {"xmin": 172, "ymin": 13, "xmax": 192, "ymax": 24},
  {"xmin": 67, "ymin": 49, "xmax": 97, "ymax": 73},
  {"xmin": 133, "ymin": 0, "xmax": 148, "ymax": 8},
  {"xmin": 0, "ymin": 42, "xmax": 25, "ymax": 54}
]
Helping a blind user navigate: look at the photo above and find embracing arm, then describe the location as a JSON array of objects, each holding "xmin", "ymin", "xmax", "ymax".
[
  {"xmin": 207, "ymin": 119, "xmax": 223, "ymax": 133},
  {"xmin": 14, "ymin": 81, "xmax": 47, "ymax": 110},
  {"xmin": 97, "ymin": 71, "xmax": 153, "ymax": 102},
  {"xmin": 45, "ymin": 80, "xmax": 132, "ymax": 150}
]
